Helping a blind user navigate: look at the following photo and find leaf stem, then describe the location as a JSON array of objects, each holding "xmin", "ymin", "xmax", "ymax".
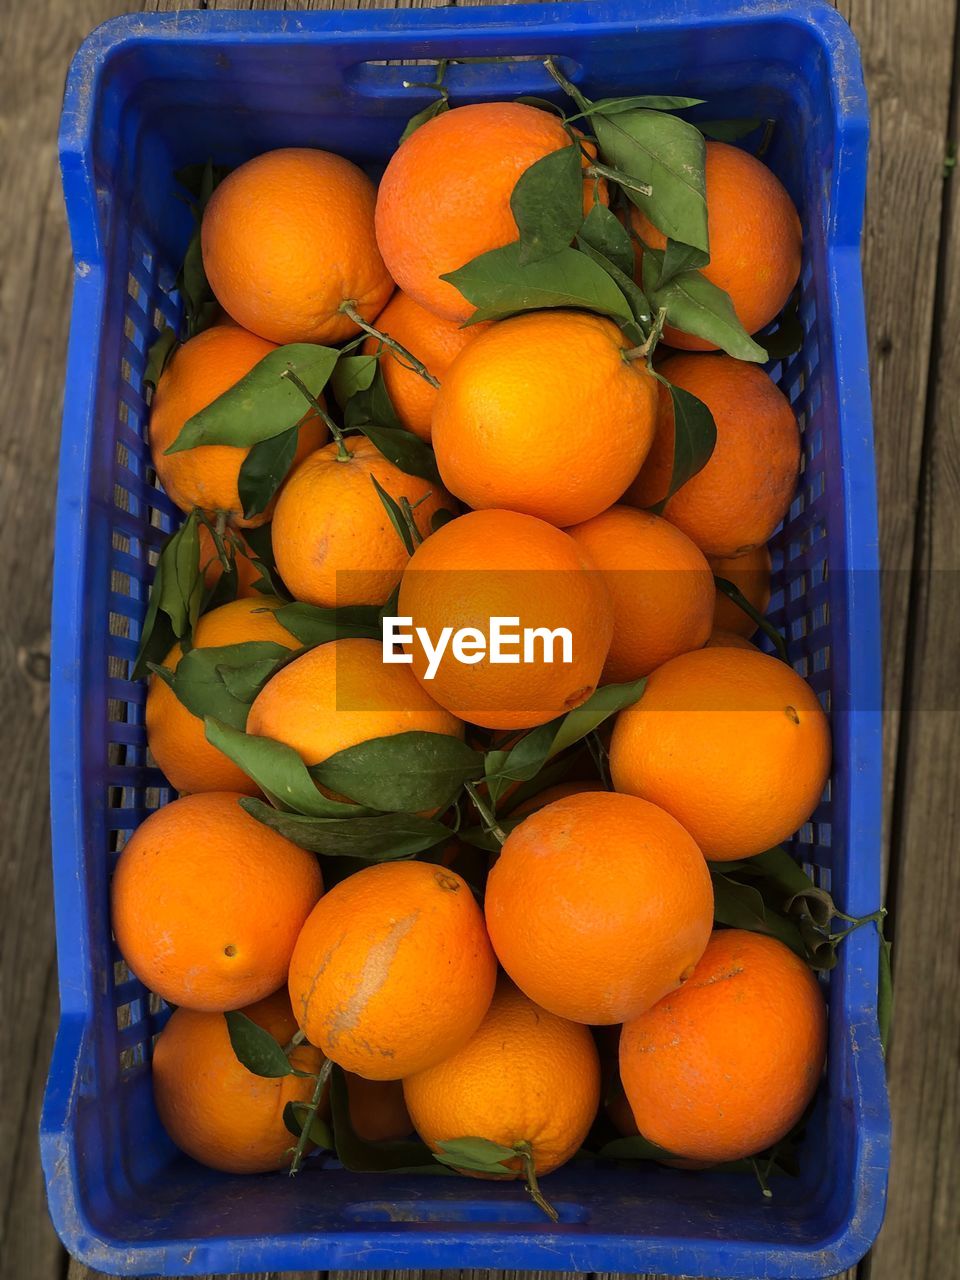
[
  {"xmin": 289, "ymin": 1057, "xmax": 332, "ymax": 1177},
  {"xmin": 515, "ymin": 1141, "xmax": 559, "ymax": 1223},
  {"xmin": 713, "ymin": 575, "xmax": 789, "ymax": 663},
  {"xmin": 586, "ymin": 161, "xmax": 653, "ymax": 197},
  {"xmin": 399, "ymin": 496, "xmax": 426, "ymax": 548},
  {"xmin": 543, "ymin": 56, "xmax": 590, "ymax": 114},
  {"xmin": 339, "ymin": 301, "xmax": 440, "ymax": 389},
  {"xmin": 465, "ymin": 781, "xmax": 507, "ymax": 845},
  {"xmin": 623, "ymin": 306, "xmax": 667, "ymax": 361},
  {"xmin": 281, "ymin": 368, "xmax": 350, "ymax": 461},
  {"xmin": 283, "ymin": 1028, "xmax": 306, "ymax": 1057}
]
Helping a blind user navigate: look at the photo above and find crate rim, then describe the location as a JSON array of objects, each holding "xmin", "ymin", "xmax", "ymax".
[{"xmin": 45, "ymin": 2, "xmax": 887, "ymax": 1275}]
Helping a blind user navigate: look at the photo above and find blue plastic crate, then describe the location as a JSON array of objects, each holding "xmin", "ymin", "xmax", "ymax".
[{"xmin": 44, "ymin": 3, "xmax": 888, "ymax": 1275}]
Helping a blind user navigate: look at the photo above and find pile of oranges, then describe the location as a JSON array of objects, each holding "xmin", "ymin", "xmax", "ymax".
[{"xmin": 114, "ymin": 85, "xmax": 834, "ymax": 1209}]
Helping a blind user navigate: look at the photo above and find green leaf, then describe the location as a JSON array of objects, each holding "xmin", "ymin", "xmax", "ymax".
[
  {"xmin": 144, "ymin": 326, "xmax": 178, "ymax": 390},
  {"xmin": 151, "ymin": 641, "xmax": 290, "ymax": 729},
  {"xmin": 710, "ymin": 873, "xmax": 807, "ymax": 956},
  {"xmin": 511, "ymin": 142, "xmax": 585, "ymax": 265},
  {"xmin": 205, "ymin": 718, "xmax": 363, "ymax": 817},
  {"xmin": 238, "ymin": 423, "xmax": 301, "ymax": 520},
  {"xmin": 240, "ymin": 799, "xmax": 451, "ymax": 859},
  {"xmin": 353, "ymin": 421, "xmax": 441, "ymax": 484},
  {"xmin": 758, "ymin": 287, "xmax": 804, "ymax": 361},
  {"xmin": 878, "ymin": 933, "xmax": 893, "ymax": 1055},
  {"xmin": 431, "ymin": 507, "xmax": 457, "ymax": 533},
  {"xmin": 166, "ymin": 345, "xmax": 340, "ymax": 453},
  {"xmin": 698, "ymin": 117, "xmax": 763, "ymax": 142},
  {"xmin": 441, "ymin": 242, "xmax": 633, "ymax": 326},
  {"xmin": 459, "ymin": 817, "xmax": 523, "ymax": 851},
  {"xmin": 331, "ymin": 353, "xmax": 379, "ymax": 404},
  {"xmin": 399, "ymin": 96, "xmax": 450, "ymax": 143},
  {"xmin": 592, "ymin": 1132, "xmax": 677, "ymax": 1161},
  {"xmin": 660, "ymin": 238, "xmax": 710, "ymax": 281},
  {"xmin": 132, "ymin": 511, "xmax": 204, "ymax": 680},
  {"xmin": 592, "ymin": 108, "xmax": 708, "ymax": 252},
  {"xmin": 576, "ymin": 203, "xmax": 635, "ymax": 276},
  {"xmin": 241, "ymin": 522, "xmax": 288, "ymax": 598},
  {"xmin": 573, "ymin": 95, "xmax": 705, "ymax": 119},
  {"xmin": 433, "ymin": 1136, "xmax": 517, "ymax": 1175},
  {"xmin": 328, "ymin": 1064, "xmax": 447, "ymax": 1173},
  {"xmin": 646, "ymin": 377, "xmax": 717, "ymax": 513},
  {"xmin": 224, "ymin": 1011, "xmax": 293, "ymax": 1077},
  {"xmin": 644, "ymin": 256, "xmax": 767, "ymax": 361},
  {"xmin": 311, "ymin": 732, "xmax": 484, "ymax": 813},
  {"xmin": 484, "ymin": 679, "xmax": 646, "ymax": 804},
  {"xmin": 283, "ymin": 1100, "xmax": 334, "ymax": 1151},
  {"xmin": 371, "ymin": 475, "xmax": 415, "ymax": 555},
  {"xmin": 273, "ymin": 600, "xmax": 383, "ymax": 647},
  {"xmin": 342, "ymin": 361, "xmax": 403, "ymax": 431}
]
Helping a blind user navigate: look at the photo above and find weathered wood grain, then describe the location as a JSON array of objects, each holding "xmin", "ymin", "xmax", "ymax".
[
  {"xmin": 835, "ymin": 0, "xmax": 959, "ymax": 881},
  {"xmin": 865, "ymin": 49, "xmax": 960, "ymax": 1280},
  {"xmin": 10, "ymin": 3, "xmax": 960, "ymax": 1280}
]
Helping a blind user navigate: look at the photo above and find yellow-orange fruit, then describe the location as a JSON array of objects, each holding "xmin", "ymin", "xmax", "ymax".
[
  {"xmin": 202, "ymin": 148, "xmax": 393, "ymax": 345},
  {"xmin": 270, "ymin": 436, "xmax": 454, "ymax": 608},
  {"xmin": 629, "ymin": 141, "xmax": 802, "ymax": 348},
  {"xmin": 567, "ymin": 505, "xmax": 715, "ymax": 681},
  {"xmin": 363, "ymin": 291, "xmax": 490, "ymax": 441},
  {"xmin": 432, "ymin": 311, "xmax": 658, "ymax": 527},
  {"xmin": 288, "ymin": 860, "xmax": 497, "ymax": 1079},
  {"xmin": 246, "ymin": 638, "xmax": 463, "ymax": 777},
  {"xmin": 627, "ymin": 354, "xmax": 800, "ymax": 557},
  {"xmin": 111, "ymin": 792, "xmax": 323, "ymax": 1011},
  {"xmin": 345, "ymin": 1074, "xmax": 413, "ymax": 1143},
  {"xmin": 403, "ymin": 980, "xmax": 601, "ymax": 1176},
  {"xmin": 145, "ymin": 597, "xmax": 298, "ymax": 796},
  {"xmin": 152, "ymin": 989, "xmax": 326, "ymax": 1173},
  {"xmin": 620, "ymin": 930, "xmax": 827, "ymax": 1162},
  {"xmin": 148, "ymin": 325, "xmax": 328, "ymax": 527},
  {"xmin": 505, "ymin": 779, "xmax": 599, "ymax": 818},
  {"xmin": 397, "ymin": 509, "xmax": 613, "ymax": 730},
  {"xmin": 609, "ymin": 647, "xmax": 831, "ymax": 861},
  {"xmin": 710, "ymin": 544, "xmax": 772, "ymax": 637},
  {"xmin": 706, "ymin": 629, "xmax": 759, "ymax": 651},
  {"xmin": 485, "ymin": 791, "xmax": 714, "ymax": 1024},
  {"xmin": 376, "ymin": 102, "xmax": 605, "ymax": 322}
]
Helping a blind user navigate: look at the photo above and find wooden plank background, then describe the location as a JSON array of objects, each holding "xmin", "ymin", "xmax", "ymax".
[{"xmin": 0, "ymin": 1, "xmax": 956, "ymax": 1278}]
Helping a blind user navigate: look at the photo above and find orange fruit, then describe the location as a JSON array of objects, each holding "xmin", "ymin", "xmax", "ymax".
[
  {"xmin": 709, "ymin": 544, "xmax": 772, "ymax": 637},
  {"xmin": 270, "ymin": 436, "xmax": 454, "ymax": 608},
  {"xmin": 376, "ymin": 102, "xmax": 605, "ymax": 322},
  {"xmin": 345, "ymin": 1074, "xmax": 413, "ymax": 1143},
  {"xmin": 432, "ymin": 311, "xmax": 658, "ymax": 527},
  {"xmin": 111, "ymin": 792, "xmax": 323, "ymax": 1011},
  {"xmin": 505, "ymin": 779, "xmax": 599, "ymax": 818},
  {"xmin": 362, "ymin": 291, "xmax": 490, "ymax": 442},
  {"xmin": 198, "ymin": 524, "xmax": 261, "ymax": 599},
  {"xmin": 403, "ymin": 979, "xmax": 601, "ymax": 1177},
  {"xmin": 397, "ymin": 509, "xmax": 614, "ymax": 730},
  {"xmin": 485, "ymin": 791, "xmax": 714, "ymax": 1024},
  {"xmin": 152, "ymin": 989, "xmax": 326, "ymax": 1174},
  {"xmin": 609, "ymin": 647, "xmax": 831, "ymax": 861},
  {"xmin": 629, "ymin": 141, "xmax": 801, "ymax": 348},
  {"xmin": 567, "ymin": 505, "xmax": 714, "ymax": 681},
  {"xmin": 145, "ymin": 597, "xmax": 298, "ymax": 796},
  {"xmin": 246, "ymin": 638, "xmax": 463, "ymax": 778},
  {"xmin": 148, "ymin": 325, "xmax": 328, "ymax": 527},
  {"xmin": 626, "ymin": 353, "xmax": 800, "ymax": 557},
  {"xmin": 706, "ymin": 629, "xmax": 759, "ymax": 652},
  {"xmin": 288, "ymin": 860, "xmax": 497, "ymax": 1080},
  {"xmin": 620, "ymin": 929, "xmax": 827, "ymax": 1162},
  {"xmin": 201, "ymin": 148, "xmax": 394, "ymax": 345}
]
